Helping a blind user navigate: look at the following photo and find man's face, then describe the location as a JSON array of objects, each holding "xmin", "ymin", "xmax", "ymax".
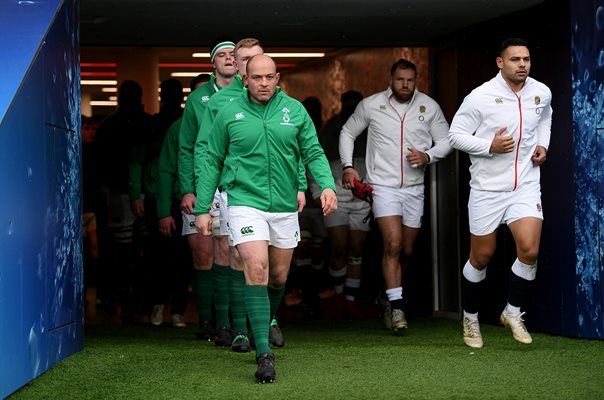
[
  {"xmin": 213, "ymin": 48, "xmax": 237, "ymax": 78},
  {"xmin": 389, "ymin": 68, "xmax": 416, "ymax": 102},
  {"xmin": 497, "ymin": 45, "xmax": 531, "ymax": 87},
  {"xmin": 245, "ymin": 55, "xmax": 280, "ymax": 105},
  {"xmin": 235, "ymin": 45, "xmax": 264, "ymax": 75}
]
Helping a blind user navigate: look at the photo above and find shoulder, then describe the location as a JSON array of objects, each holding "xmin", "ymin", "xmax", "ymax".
[
  {"xmin": 412, "ymin": 91, "xmax": 441, "ymax": 108},
  {"xmin": 214, "ymin": 96, "xmax": 247, "ymax": 123},
  {"xmin": 190, "ymin": 82, "xmax": 214, "ymax": 102},
  {"xmin": 526, "ymin": 77, "xmax": 552, "ymax": 97}
]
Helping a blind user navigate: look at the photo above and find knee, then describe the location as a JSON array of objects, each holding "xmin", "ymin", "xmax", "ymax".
[
  {"xmin": 382, "ymin": 239, "xmax": 402, "ymax": 258},
  {"xmin": 247, "ymin": 264, "xmax": 268, "ymax": 285},
  {"xmin": 470, "ymin": 250, "xmax": 493, "ymax": 269},
  {"xmin": 231, "ymin": 249, "xmax": 244, "ymax": 270},
  {"xmin": 192, "ymin": 250, "xmax": 213, "ymax": 270},
  {"xmin": 401, "ymin": 244, "xmax": 414, "ymax": 259},
  {"xmin": 269, "ymin": 267, "xmax": 289, "ymax": 288},
  {"xmin": 331, "ymin": 245, "xmax": 347, "ymax": 261},
  {"xmin": 517, "ymin": 247, "xmax": 539, "ymax": 265}
]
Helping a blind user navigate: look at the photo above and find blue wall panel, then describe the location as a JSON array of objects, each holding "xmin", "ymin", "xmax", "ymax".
[
  {"xmin": 0, "ymin": 1, "xmax": 82, "ymax": 398},
  {"xmin": 571, "ymin": 0, "xmax": 604, "ymax": 339}
]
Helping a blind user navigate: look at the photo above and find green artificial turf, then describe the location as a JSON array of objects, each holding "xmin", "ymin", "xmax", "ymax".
[{"xmin": 8, "ymin": 317, "xmax": 604, "ymax": 399}]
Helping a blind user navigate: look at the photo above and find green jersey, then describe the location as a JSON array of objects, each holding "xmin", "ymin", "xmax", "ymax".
[
  {"xmin": 194, "ymin": 75, "xmax": 244, "ymax": 187},
  {"xmin": 178, "ymin": 74, "xmax": 220, "ymax": 196},
  {"xmin": 194, "ymin": 76, "xmax": 307, "ymax": 193},
  {"xmin": 195, "ymin": 88, "xmax": 335, "ymax": 215}
]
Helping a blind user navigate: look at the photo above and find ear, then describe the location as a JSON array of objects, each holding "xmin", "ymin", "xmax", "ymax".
[
  {"xmin": 275, "ymin": 72, "xmax": 281, "ymax": 84},
  {"xmin": 243, "ymin": 74, "xmax": 249, "ymax": 87},
  {"xmin": 496, "ymin": 57, "xmax": 503, "ymax": 69}
]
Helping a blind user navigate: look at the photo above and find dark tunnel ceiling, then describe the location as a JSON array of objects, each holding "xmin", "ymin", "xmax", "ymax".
[{"xmin": 81, "ymin": 0, "xmax": 545, "ymax": 47}]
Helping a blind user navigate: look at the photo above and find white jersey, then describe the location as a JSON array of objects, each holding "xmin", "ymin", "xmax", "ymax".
[
  {"xmin": 448, "ymin": 72, "xmax": 553, "ymax": 192},
  {"xmin": 339, "ymin": 88, "xmax": 451, "ymax": 188}
]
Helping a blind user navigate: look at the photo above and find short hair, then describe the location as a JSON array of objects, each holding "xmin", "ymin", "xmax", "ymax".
[
  {"xmin": 235, "ymin": 38, "xmax": 263, "ymax": 57},
  {"xmin": 118, "ymin": 80, "xmax": 143, "ymax": 105},
  {"xmin": 390, "ymin": 59, "xmax": 417, "ymax": 76},
  {"xmin": 498, "ymin": 38, "xmax": 529, "ymax": 57},
  {"xmin": 190, "ymin": 73, "xmax": 211, "ymax": 91},
  {"xmin": 341, "ymin": 90, "xmax": 363, "ymax": 104}
]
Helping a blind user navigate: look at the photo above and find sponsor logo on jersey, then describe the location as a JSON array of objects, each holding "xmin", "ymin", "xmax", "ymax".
[
  {"xmin": 536, "ymin": 203, "xmax": 542, "ymax": 212},
  {"xmin": 189, "ymin": 221, "xmax": 196, "ymax": 228},
  {"xmin": 235, "ymin": 112, "xmax": 245, "ymax": 120},
  {"xmin": 240, "ymin": 226, "xmax": 254, "ymax": 235},
  {"xmin": 379, "ymin": 105, "xmax": 387, "ymax": 110},
  {"xmin": 280, "ymin": 107, "xmax": 293, "ymax": 126},
  {"xmin": 202, "ymin": 95, "xmax": 210, "ymax": 102},
  {"xmin": 495, "ymin": 97, "xmax": 503, "ymax": 104}
]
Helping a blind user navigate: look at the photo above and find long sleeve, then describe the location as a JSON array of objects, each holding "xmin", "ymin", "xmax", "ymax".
[
  {"xmin": 339, "ymin": 101, "xmax": 370, "ymax": 167},
  {"xmin": 194, "ymin": 111, "xmax": 228, "ymax": 215},
  {"xmin": 426, "ymin": 105, "xmax": 453, "ymax": 163},
  {"xmin": 537, "ymin": 91, "xmax": 553, "ymax": 150},
  {"xmin": 448, "ymin": 95, "xmax": 493, "ymax": 157},
  {"xmin": 194, "ymin": 105, "xmax": 216, "ymax": 191},
  {"xmin": 178, "ymin": 96, "xmax": 199, "ymax": 196}
]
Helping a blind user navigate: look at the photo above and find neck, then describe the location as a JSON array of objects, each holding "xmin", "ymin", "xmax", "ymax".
[
  {"xmin": 508, "ymin": 81, "xmax": 525, "ymax": 93},
  {"xmin": 215, "ymin": 74, "xmax": 234, "ymax": 88}
]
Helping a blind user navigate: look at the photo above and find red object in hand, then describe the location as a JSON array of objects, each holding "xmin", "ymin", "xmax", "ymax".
[{"xmin": 351, "ymin": 179, "xmax": 373, "ymax": 202}]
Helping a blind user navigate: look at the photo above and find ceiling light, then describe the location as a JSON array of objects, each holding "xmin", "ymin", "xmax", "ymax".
[
  {"xmin": 101, "ymin": 87, "xmax": 117, "ymax": 93},
  {"xmin": 109, "ymin": 96, "xmax": 117, "ymax": 101},
  {"xmin": 81, "ymin": 80, "xmax": 118, "ymax": 85},
  {"xmin": 265, "ymin": 53, "xmax": 325, "ymax": 58},
  {"xmin": 90, "ymin": 100, "xmax": 117, "ymax": 106}
]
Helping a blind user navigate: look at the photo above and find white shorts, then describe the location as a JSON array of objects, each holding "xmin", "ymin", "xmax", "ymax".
[
  {"xmin": 218, "ymin": 191, "xmax": 230, "ymax": 236},
  {"xmin": 209, "ymin": 190, "xmax": 221, "ymax": 217},
  {"xmin": 324, "ymin": 201, "xmax": 371, "ymax": 231},
  {"xmin": 181, "ymin": 211, "xmax": 198, "ymax": 236},
  {"xmin": 228, "ymin": 206, "xmax": 300, "ymax": 248},
  {"xmin": 371, "ymin": 184, "xmax": 424, "ymax": 228},
  {"xmin": 468, "ymin": 184, "xmax": 543, "ymax": 236}
]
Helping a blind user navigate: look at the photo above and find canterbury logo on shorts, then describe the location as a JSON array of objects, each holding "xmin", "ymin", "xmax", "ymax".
[
  {"xmin": 189, "ymin": 221, "xmax": 195, "ymax": 228},
  {"xmin": 240, "ymin": 226, "xmax": 254, "ymax": 235}
]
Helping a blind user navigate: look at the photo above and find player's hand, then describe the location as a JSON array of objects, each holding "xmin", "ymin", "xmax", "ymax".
[
  {"xmin": 531, "ymin": 145, "xmax": 547, "ymax": 166},
  {"xmin": 159, "ymin": 216, "xmax": 176, "ymax": 237},
  {"xmin": 342, "ymin": 168, "xmax": 360, "ymax": 190},
  {"xmin": 406, "ymin": 147, "xmax": 429, "ymax": 168},
  {"xmin": 131, "ymin": 199, "xmax": 145, "ymax": 217},
  {"xmin": 489, "ymin": 127, "xmax": 515, "ymax": 154},
  {"xmin": 195, "ymin": 214, "xmax": 212, "ymax": 236},
  {"xmin": 320, "ymin": 188, "xmax": 337, "ymax": 216},
  {"xmin": 181, "ymin": 193, "xmax": 196, "ymax": 215},
  {"xmin": 297, "ymin": 191, "xmax": 306, "ymax": 213}
]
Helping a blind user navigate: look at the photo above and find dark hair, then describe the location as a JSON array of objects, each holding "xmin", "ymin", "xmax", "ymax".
[
  {"xmin": 190, "ymin": 73, "xmax": 211, "ymax": 91},
  {"xmin": 390, "ymin": 59, "xmax": 417, "ymax": 76},
  {"xmin": 341, "ymin": 90, "xmax": 363, "ymax": 104},
  {"xmin": 498, "ymin": 38, "xmax": 529, "ymax": 57},
  {"xmin": 159, "ymin": 79, "xmax": 183, "ymax": 106},
  {"xmin": 118, "ymin": 80, "xmax": 143, "ymax": 106}
]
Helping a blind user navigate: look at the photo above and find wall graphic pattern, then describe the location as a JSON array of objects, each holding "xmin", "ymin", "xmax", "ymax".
[{"xmin": 571, "ymin": 0, "xmax": 604, "ymax": 338}]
